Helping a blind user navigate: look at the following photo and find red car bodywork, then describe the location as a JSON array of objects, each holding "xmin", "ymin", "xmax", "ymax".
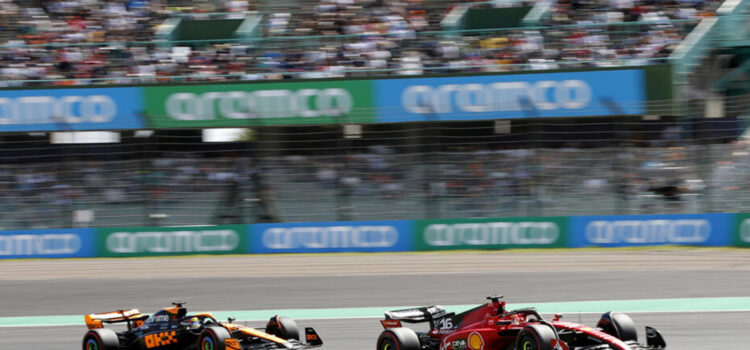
[{"xmin": 380, "ymin": 297, "xmax": 664, "ymax": 350}]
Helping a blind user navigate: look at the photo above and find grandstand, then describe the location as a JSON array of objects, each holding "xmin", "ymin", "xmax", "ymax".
[
  {"xmin": 0, "ymin": 0, "xmax": 749, "ymax": 230},
  {"xmin": 0, "ymin": 0, "xmax": 735, "ymax": 85}
]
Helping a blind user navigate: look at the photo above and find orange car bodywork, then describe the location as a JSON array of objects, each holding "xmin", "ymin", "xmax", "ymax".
[
  {"xmin": 223, "ymin": 322, "xmax": 293, "ymax": 346},
  {"xmin": 85, "ymin": 309, "xmax": 144, "ymax": 330}
]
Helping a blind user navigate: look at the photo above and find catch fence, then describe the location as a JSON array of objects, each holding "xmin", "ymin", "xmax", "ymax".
[{"xmin": 1, "ymin": 96, "xmax": 749, "ymax": 229}]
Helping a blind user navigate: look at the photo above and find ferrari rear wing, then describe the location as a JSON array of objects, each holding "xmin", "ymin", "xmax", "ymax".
[
  {"xmin": 85, "ymin": 309, "xmax": 148, "ymax": 330},
  {"xmin": 384, "ymin": 305, "xmax": 448, "ymax": 326}
]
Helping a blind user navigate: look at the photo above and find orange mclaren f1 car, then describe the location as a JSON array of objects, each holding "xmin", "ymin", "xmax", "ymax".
[{"xmin": 82, "ymin": 302, "xmax": 323, "ymax": 350}]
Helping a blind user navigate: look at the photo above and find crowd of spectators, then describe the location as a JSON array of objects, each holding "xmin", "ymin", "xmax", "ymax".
[
  {"xmin": 0, "ymin": 0, "xmax": 729, "ymax": 86},
  {"xmin": 546, "ymin": 0, "xmax": 721, "ymax": 25},
  {"xmin": 0, "ymin": 155, "xmax": 259, "ymax": 228},
  {"xmin": 0, "ymin": 0, "xmax": 261, "ymax": 85},
  {"xmin": 2, "ymin": 131, "xmax": 749, "ymax": 229},
  {"xmin": 0, "ymin": 147, "xmax": 719, "ymax": 229}
]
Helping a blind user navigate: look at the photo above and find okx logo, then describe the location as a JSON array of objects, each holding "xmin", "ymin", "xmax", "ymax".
[
  {"xmin": 98, "ymin": 225, "xmax": 246, "ymax": 257},
  {"xmin": 145, "ymin": 331, "xmax": 177, "ymax": 349}
]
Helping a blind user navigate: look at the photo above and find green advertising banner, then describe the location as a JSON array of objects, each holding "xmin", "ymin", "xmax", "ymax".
[
  {"xmin": 97, "ymin": 225, "xmax": 247, "ymax": 257},
  {"xmin": 415, "ymin": 217, "xmax": 568, "ymax": 251},
  {"xmin": 144, "ymin": 80, "xmax": 375, "ymax": 127},
  {"xmin": 734, "ymin": 213, "xmax": 750, "ymax": 247}
]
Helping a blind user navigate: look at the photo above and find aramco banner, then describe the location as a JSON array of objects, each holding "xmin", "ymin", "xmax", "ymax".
[
  {"xmin": 0, "ymin": 68, "xmax": 652, "ymax": 132},
  {"xmin": 143, "ymin": 69, "xmax": 645, "ymax": 127},
  {"xmin": 0, "ymin": 87, "xmax": 144, "ymax": 132},
  {"xmin": 415, "ymin": 217, "xmax": 568, "ymax": 250},
  {"xmin": 0, "ymin": 211, "xmax": 746, "ymax": 259},
  {"xmin": 97, "ymin": 225, "xmax": 246, "ymax": 257},
  {"xmin": 569, "ymin": 213, "xmax": 733, "ymax": 247},
  {"xmin": 143, "ymin": 80, "xmax": 375, "ymax": 127},
  {"xmin": 250, "ymin": 220, "xmax": 413, "ymax": 253},
  {"xmin": 0, "ymin": 228, "xmax": 96, "ymax": 259},
  {"xmin": 374, "ymin": 69, "xmax": 646, "ymax": 122},
  {"xmin": 733, "ymin": 213, "xmax": 750, "ymax": 247}
]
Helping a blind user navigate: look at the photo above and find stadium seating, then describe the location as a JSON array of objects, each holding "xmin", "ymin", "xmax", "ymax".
[
  {"xmin": 0, "ymin": 0, "xmax": 726, "ymax": 86},
  {"xmin": 0, "ymin": 0, "xmax": 744, "ymax": 229}
]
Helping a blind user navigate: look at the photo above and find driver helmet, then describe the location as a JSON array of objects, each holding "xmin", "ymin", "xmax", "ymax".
[{"xmin": 183, "ymin": 317, "xmax": 201, "ymax": 330}]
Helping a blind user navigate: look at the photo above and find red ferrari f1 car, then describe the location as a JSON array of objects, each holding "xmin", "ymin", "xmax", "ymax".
[
  {"xmin": 82, "ymin": 302, "xmax": 323, "ymax": 350},
  {"xmin": 376, "ymin": 296, "xmax": 666, "ymax": 350}
]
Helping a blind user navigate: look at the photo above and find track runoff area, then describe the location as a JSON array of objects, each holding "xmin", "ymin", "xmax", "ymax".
[{"xmin": 1, "ymin": 248, "xmax": 748, "ymax": 349}]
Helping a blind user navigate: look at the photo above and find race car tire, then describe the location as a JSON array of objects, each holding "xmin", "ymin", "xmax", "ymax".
[
  {"xmin": 198, "ymin": 325, "xmax": 231, "ymax": 350},
  {"xmin": 597, "ymin": 312, "xmax": 638, "ymax": 342},
  {"xmin": 82, "ymin": 328, "xmax": 120, "ymax": 350},
  {"xmin": 376, "ymin": 327, "xmax": 420, "ymax": 350},
  {"xmin": 514, "ymin": 324, "xmax": 559, "ymax": 350},
  {"xmin": 266, "ymin": 315, "xmax": 300, "ymax": 341}
]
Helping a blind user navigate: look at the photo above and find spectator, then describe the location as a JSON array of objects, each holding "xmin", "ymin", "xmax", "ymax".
[{"xmin": 0, "ymin": 0, "xmax": 723, "ymax": 86}]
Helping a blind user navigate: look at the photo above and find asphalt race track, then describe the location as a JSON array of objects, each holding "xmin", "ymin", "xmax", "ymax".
[{"xmin": 1, "ymin": 249, "xmax": 749, "ymax": 349}]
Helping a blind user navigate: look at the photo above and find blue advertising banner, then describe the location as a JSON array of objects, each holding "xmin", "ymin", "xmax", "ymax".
[
  {"xmin": 569, "ymin": 213, "xmax": 733, "ymax": 248},
  {"xmin": 0, "ymin": 87, "xmax": 144, "ymax": 132},
  {"xmin": 250, "ymin": 220, "xmax": 413, "ymax": 254},
  {"xmin": 0, "ymin": 228, "xmax": 96, "ymax": 259},
  {"xmin": 374, "ymin": 70, "xmax": 645, "ymax": 122}
]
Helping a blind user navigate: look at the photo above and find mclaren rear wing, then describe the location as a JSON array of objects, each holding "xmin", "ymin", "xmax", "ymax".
[{"xmin": 85, "ymin": 309, "xmax": 148, "ymax": 330}]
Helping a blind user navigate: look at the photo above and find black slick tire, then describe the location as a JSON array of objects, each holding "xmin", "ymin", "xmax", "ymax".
[
  {"xmin": 266, "ymin": 315, "xmax": 300, "ymax": 341},
  {"xmin": 376, "ymin": 328, "xmax": 421, "ymax": 350},
  {"xmin": 515, "ymin": 324, "xmax": 559, "ymax": 350},
  {"xmin": 82, "ymin": 328, "xmax": 119, "ymax": 350},
  {"xmin": 198, "ymin": 325, "xmax": 231, "ymax": 350},
  {"xmin": 597, "ymin": 312, "xmax": 638, "ymax": 342}
]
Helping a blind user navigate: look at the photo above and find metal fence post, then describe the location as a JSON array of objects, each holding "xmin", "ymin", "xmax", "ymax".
[
  {"xmin": 336, "ymin": 116, "xmax": 353, "ymax": 222},
  {"xmin": 423, "ymin": 111, "xmax": 440, "ymax": 219}
]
